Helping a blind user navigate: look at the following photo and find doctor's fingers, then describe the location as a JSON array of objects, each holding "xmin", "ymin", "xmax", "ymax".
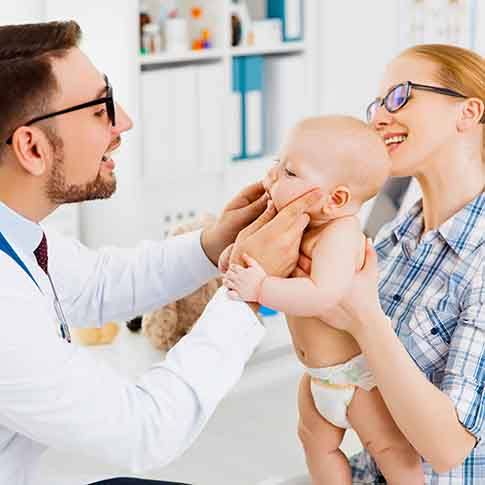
[
  {"xmin": 236, "ymin": 200, "xmax": 277, "ymax": 241},
  {"xmin": 237, "ymin": 190, "xmax": 270, "ymax": 225},
  {"xmin": 270, "ymin": 189, "xmax": 321, "ymax": 232},
  {"xmin": 267, "ymin": 213, "xmax": 310, "ymax": 255}
]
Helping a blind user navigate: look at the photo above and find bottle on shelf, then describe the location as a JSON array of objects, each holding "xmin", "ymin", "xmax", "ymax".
[
  {"xmin": 142, "ymin": 22, "xmax": 162, "ymax": 54},
  {"xmin": 190, "ymin": 6, "xmax": 214, "ymax": 50},
  {"xmin": 139, "ymin": 1, "xmax": 152, "ymax": 55},
  {"xmin": 229, "ymin": 0, "xmax": 252, "ymax": 47}
]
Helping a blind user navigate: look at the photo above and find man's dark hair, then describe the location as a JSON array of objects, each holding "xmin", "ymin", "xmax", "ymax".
[{"xmin": 0, "ymin": 21, "xmax": 82, "ymax": 156}]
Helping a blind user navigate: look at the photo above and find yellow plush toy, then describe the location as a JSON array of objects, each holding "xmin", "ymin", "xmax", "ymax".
[
  {"xmin": 127, "ymin": 214, "xmax": 222, "ymax": 352},
  {"xmin": 71, "ymin": 321, "xmax": 120, "ymax": 346}
]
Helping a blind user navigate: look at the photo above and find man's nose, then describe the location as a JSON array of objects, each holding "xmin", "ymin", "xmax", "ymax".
[{"xmin": 112, "ymin": 102, "xmax": 133, "ymax": 134}]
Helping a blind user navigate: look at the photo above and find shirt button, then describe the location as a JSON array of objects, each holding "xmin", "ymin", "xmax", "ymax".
[
  {"xmin": 430, "ymin": 327, "xmax": 438, "ymax": 335},
  {"xmin": 393, "ymin": 294, "xmax": 401, "ymax": 302}
]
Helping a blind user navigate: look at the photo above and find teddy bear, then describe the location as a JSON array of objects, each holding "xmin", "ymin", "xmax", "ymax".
[{"xmin": 127, "ymin": 214, "xmax": 222, "ymax": 351}]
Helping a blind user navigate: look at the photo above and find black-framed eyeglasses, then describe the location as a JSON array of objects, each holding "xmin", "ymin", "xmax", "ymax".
[
  {"xmin": 6, "ymin": 74, "xmax": 115, "ymax": 145},
  {"xmin": 366, "ymin": 81, "xmax": 469, "ymax": 124}
]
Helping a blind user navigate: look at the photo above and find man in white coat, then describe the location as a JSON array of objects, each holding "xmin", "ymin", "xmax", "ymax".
[{"xmin": 0, "ymin": 20, "xmax": 319, "ymax": 485}]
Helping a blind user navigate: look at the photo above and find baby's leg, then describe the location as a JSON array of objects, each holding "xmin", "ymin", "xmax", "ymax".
[
  {"xmin": 347, "ymin": 387, "xmax": 424, "ymax": 485},
  {"xmin": 297, "ymin": 373, "xmax": 351, "ymax": 485}
]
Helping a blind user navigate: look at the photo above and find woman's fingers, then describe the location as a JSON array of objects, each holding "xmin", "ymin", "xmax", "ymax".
[
  {"xmin": 297, "ymin": 253, "xmax": 312, "ymax": 274},
  {"xmin": 359, "ymin": 238, "xmax": 378, "ymax": 274}
]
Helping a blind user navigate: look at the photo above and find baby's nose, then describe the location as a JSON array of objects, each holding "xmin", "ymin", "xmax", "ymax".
[{"xmin": 263, "ymin": 170, "xmax": 275, "ymax": 192}]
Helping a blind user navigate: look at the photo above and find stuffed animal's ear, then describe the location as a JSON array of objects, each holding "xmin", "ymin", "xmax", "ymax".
[{"xmin": 126, "ymin": 316, "xmax": 143, "ymax": 332}]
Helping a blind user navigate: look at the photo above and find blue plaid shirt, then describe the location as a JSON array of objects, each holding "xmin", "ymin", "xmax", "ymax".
[{"xmin": 351, "ymin": 192, "xmax": 485, "ymax": 484}]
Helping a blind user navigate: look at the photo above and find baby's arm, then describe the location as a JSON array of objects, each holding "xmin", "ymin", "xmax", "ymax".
[{"xmin": 224, "ymin": 218, "xmax": 363, "ymax": 317}]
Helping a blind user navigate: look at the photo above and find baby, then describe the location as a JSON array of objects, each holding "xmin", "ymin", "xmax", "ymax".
[{"xmin": 222, "ymin": 116, "xmax": 424, "ymax": 485}]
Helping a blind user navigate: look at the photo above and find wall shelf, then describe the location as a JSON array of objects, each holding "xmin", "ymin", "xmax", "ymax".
[
  {"xmin": 230, "ymin": 41, "xmax": 306, "ymax": 57},
  {"xmin": 139, "ymin": 48, "xmax": 225, "ymax": 67},
  {"xmin": 139, "ymin": 41, "xmax": 306, "ymax": 68}
]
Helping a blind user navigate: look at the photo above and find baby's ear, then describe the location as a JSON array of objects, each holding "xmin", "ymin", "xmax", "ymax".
[{"xmin": 329, "ymin": 186, "xmax": 351, "ymax": 209}]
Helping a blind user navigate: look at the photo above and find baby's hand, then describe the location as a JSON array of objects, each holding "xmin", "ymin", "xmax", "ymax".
[
  {"xmin": 218, "ymin": 243, "xmax": 234, "ymax": 274},
  {"xmin": 223, "ymin": 254, "xmax": 267, "ymax": 302}
]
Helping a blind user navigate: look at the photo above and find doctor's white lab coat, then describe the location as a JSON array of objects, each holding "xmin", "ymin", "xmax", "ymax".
[{"xmin": 0, "ymin": 226, "xmax": 264, "ymax": 485}]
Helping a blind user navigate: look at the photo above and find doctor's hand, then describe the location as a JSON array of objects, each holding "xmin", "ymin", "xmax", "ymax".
[
  {"xmin": 201, "ymin": 182, "xmax": 268, "ymax": 266},
  {"xmin": 229, "ymin": 189, "xmax": 321, "ymax": 278}
]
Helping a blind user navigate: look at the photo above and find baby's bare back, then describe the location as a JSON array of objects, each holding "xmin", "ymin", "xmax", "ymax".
[{"xmin": 286, "ymin": 219, "xmax": 364, "ymax": 368}]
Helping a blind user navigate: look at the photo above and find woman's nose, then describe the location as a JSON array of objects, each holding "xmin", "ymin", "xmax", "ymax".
[{"xmin": 372, "ymin": 105, "xmax": 393, "ymax": 130}]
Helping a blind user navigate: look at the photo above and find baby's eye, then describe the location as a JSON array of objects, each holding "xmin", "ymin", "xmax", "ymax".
[
  {"xmin": 95, "ymin": 108, "xmax": 106, "ymax": 118},
  {"xmin": 285, "ymin": 168, "xmax": 297, "ymax": 177}
]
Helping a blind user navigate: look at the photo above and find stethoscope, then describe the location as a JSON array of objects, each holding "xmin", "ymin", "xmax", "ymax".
[{"xmin": 0, "ymin": 231, "xmax": 71, "ymax": 343}]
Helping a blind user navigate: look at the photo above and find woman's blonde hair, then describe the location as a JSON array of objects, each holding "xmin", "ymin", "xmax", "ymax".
[{"xmin": 402, "ymin": 44, "xmax": 485, "ymax": 156}]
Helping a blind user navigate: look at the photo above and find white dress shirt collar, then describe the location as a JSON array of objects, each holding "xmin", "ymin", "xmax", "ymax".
[{"xmin": 0, "ymin": 201, "xmax": 44, "ymax": 256}]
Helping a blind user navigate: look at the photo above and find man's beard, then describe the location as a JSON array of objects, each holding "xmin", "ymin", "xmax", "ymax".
[{"xmin": 45, "ymin": 131, "xmax": 117, "ymax": 204}]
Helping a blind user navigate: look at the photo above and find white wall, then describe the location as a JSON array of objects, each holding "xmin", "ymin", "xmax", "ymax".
[
  {"xmin": 45, "ymin": 0, "xmax": 143, "ymax": 248},
  {"xmin": 316, "ymin": 1, "xmax": 400, "ymax": 119},
  {"xmin": 475, "ymin": 0, "xmax": 485, "ymax": 54},
  {"xmin": 0, "ymin": 0, "xmax": 44, "ymax": 24}
]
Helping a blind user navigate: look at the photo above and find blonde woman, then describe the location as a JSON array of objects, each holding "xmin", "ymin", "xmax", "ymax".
[{"xmin": 296, "ymin": 44, "xmax": 485, "ymax": 484}]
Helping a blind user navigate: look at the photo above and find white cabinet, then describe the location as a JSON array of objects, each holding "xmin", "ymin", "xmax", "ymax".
[{"xmin": 135, "ymin": 0, "xmax": 318, "ymax": 239}]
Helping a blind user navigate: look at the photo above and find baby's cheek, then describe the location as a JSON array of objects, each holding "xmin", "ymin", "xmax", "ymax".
[{"xmin": 274, "ymin": 182, "xmax": 315, "ymax": 210}]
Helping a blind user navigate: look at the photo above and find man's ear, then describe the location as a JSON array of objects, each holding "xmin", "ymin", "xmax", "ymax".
[
  {"xmin": 457, "ymin": 97, "xmax": 485, "ymax": 132},
  {"xmin": 10, "ymin": 126, "xmax": 53, "ymax": 176}
]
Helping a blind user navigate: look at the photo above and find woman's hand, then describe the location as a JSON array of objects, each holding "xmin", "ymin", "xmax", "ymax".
[{"xmin": 295, "ymin": 238, "xmax": 384, "ymax": 335}]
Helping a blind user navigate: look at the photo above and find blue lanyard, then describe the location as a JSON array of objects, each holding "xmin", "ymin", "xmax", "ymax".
[
  {"xmin": 0, "ymin": 231, "xmax": 40, "ymax": 291},
  {"xmin": 0, "ymin": 231, "xmax": 71, "ymax": 342}
]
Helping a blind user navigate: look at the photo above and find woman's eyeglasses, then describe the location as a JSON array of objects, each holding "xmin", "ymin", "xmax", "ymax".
[
  {"xmin": 6, "ymin": 74, "xmax": 115, "ymax": 145},
  {"xmin": 366, "ymin": 81, "xmax": 468, "ymax": 124}
]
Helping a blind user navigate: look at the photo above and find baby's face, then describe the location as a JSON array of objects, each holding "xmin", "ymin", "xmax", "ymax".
[{"xmin": 263, "ymin": 134, "xmax": 329, "ymax": 212}]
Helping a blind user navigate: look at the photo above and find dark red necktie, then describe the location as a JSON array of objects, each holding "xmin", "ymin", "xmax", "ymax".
[{"xmin": 34, "ymin": 233, "xmax": 48, "ymax": 274}]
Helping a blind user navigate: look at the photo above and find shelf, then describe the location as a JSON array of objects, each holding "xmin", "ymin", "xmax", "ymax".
[
  {"xmin": 139, "ymin": 48, "xmax": 224, "ymax": 67},
  {"xmin": 230, "ymin": 41, "xmax": 306, "ymax": 57},
  {"xmin": 139, "ymin": 41, "xmax": 306, "ymax": 66}
]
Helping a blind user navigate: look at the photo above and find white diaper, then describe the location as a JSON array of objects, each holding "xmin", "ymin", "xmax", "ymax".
[{"xmin": 307, "ymin": 353, "xmax": 376, "ymax": 429}]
